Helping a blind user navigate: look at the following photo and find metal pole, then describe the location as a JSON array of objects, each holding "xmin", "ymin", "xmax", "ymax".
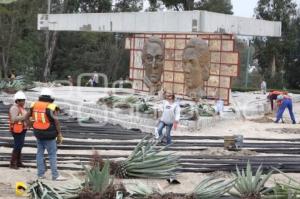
[
  {"xmin": 47, "ymin": 0, "xmax": 51, "ymax": 14},
  {"xmin": 245, "ymin": 41, "xmax": 251, "ymax": 89}
]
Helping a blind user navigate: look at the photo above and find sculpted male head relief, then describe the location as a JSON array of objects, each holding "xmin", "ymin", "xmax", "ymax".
[
  {"xmin": 142, "ymin": 36, "xmax": 165, "ymax": 94},
  {"xmin": 182, "ymin": 38, "xmax": 210, "ymax": 99}
]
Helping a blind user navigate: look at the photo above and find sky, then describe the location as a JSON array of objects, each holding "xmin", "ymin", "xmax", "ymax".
[{"xmin": 232, "ymin": 0, "xmax": 300, "ymax": 18}]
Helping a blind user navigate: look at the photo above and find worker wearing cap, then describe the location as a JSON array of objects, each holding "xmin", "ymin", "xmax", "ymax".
[
  {"xmin": 28, "ymin": 88, "xmax": 66, "ymax": 181},
  {"xmin": 275, "ymin": 94, "xmax": 296, "ymax": 124},
  {"xmin": 9, "ymin": 91, "xmax": 28, "ymax": 169}
]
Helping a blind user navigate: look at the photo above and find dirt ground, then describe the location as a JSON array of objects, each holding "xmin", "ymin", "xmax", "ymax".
[{"xmin": 1, "ymin": 92, "xmax": 300, "ymax": 198}]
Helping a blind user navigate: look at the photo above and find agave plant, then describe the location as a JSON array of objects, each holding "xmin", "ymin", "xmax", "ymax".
[
  {"xmin": 83, "ymin": 160, "xmax": 112, "ymax": 193},
  {"xmin": 181, "ymin": 104, "xmax": 215, "ymax": 120},
  {"xmin": 263, "ymin": 168, "xmax": 300, "ymax": 199},
  {"xmin": 28, "ymin": 178, "xmax": 82, "ymax": 199},
  {"xmin": 126, "ymin": 181, "xmax": 158, "ymax": 198},
  {"xmin": 230, "ymin": 162, "xmax": 273, "ymax": 199},
  {"xmin": 91, "ymin": 136, "xmax": 180, "ymax": 179},
  {"xmin": 127, "ymin": 177, "xmax": 234, "ymax": 199},
  {"xmin": 0, "ymin": 76, "xmax": 33, "ymax": 93},
  {"xmin": 114, "ymin": 136, "xmax": 180, "ymax": 178},
  {"xmin": 98, "ymin": 95, "xmax": 121, "ymax": 107},
  {"xmin": 190, "ymin": 176, "xmax": 235, "ymax": 199},
  {"xmin": 136, "ymin": 101, "xmax": 154, "ymax": 114},
  {"xmin": 81, "ymin": 160, "xmax": 126, "ymax": 199}
]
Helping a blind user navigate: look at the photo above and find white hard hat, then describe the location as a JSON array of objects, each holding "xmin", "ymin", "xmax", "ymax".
[
  {"xmin": 40, "ymin": 88, "xmax": 54, "ymax": 98},
  {"xmin": 14, "ymin": 91, "xmax": 26, "ymax": 101}
]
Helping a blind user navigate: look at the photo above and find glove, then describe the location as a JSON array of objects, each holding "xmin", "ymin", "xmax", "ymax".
[{"xmin": 57, "ymin": 134, "xmax": 63, "ymax": 144}]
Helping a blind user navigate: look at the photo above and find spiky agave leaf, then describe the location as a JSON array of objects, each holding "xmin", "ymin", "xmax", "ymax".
[
  {"xmin": 230, "ymin": 161, "xmax": 273, "ymax": 199},
  {"xmin": 115, "ymin": 136, "xmax": 180, "ymax": 179},
  {"xmin": 191, "ymin": 176, "xmax": 235, "ymax": 199},
  {"xmin": 263, "ymin": 182, "xmax": 299, "ymax": 199},
  {"xmin": 83, "ymin": 160, "xmax": 113, "ymax": 194},
  {"xmin": 263, "ymin": 168, "xmax": 300, "ymax": 198},
  {"xmin": 126, "ymin": 182, "xmax": 157, "ymax": 197}
]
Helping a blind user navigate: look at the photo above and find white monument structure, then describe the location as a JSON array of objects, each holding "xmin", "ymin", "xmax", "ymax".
[{"xmin": 37, "ymin": 11, "xmax": 281, "ymax": 104}]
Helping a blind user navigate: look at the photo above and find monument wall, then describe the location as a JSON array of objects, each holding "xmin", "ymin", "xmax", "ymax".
[{"xmin": 125, "ymin": 33, "xmax": 239, "ymax": 105}]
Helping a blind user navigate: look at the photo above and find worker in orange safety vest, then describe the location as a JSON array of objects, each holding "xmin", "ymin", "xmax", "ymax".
[
  {"xmin": 27, "ymin": 88, "xmax": 66, "ymax": 181},
  {"xmin": 9, "ymin": 91, "xmax": 28, "ymax": 169}
]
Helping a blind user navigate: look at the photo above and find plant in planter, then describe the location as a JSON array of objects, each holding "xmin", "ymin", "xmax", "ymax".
[
  {"xmin": 80, "ymin": 160, "xmax": 126, "ymax": 199},
  {"xmin": 230, "ymin": 162, "xmax": 273, "ymax": 199},
  {"xmin": 127, "ymin": 176, "xmax": 234, "ymax": 199},
  {"xmin": 91, "ymin": 136, "xmax": 180, "ymax": 179}
]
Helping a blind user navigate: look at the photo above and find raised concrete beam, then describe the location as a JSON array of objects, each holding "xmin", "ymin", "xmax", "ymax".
[{"xmin": 38, "ymin": 10, "xmax": 281, "ymax": 37}]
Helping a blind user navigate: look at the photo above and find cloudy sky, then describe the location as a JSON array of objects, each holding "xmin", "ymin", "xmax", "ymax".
[{"xmin": 232, "ymin": 0, "xmax": 300, "ymax": 17}]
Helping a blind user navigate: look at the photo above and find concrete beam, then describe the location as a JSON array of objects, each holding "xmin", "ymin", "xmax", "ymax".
[{"xmin": 37, "ymin": 11, "xmax": 281, "ymax": 37}]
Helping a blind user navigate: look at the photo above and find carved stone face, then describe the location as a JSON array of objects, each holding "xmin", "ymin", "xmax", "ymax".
[
  {"xmin": 182, "ymin": 38, "xmax": 210, "ymax": 91},
  {"xmin": 142, "ymin": 37, "xmax": 164, "ymax": 84}
]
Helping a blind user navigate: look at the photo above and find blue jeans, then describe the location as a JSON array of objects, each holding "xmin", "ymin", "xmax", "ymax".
[
  {"xmin": 157, "ymin": 121, "xmax": 173, "ymax": 145},
  {"xmin": 12, "ymin": 130, "xmax": 26, "ymax": 151},
  {"xmin": 36, "ymin": 139, "xmax": 59, "ymax": 180},
  {"xmin": 276, "ymin": 99, "xmax": 296, "ymax": 123}
]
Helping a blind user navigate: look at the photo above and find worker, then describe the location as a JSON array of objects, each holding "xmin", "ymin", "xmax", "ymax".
[
  {"xmin": 28, "ymin": 88, "xmax": 66, "ymax": 180},
  {"xmin": 275, "ymin": 94, "xmax": 296, "ymax": 124},
  {"xmin": 157, "ymin": 93, "xmax": 180, "ymax": 145},
  {"xmin": 268, "ymin": 90, "xmax": 288, "ymax": 111},
  {"xmin": 9, "ymin": 91, "xmax": 28, "ymax": 169}
]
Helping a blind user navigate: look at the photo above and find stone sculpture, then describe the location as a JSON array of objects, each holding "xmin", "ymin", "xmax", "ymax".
[
  {"xmin": 142, "ymin": 36, "xmax": 165, "ymax": 94},
  {"xmin": 182, "ymin": 38, "xmax": 210, "ymax": 99}
]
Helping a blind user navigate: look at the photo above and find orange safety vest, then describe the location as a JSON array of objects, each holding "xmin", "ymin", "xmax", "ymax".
[
  {"xmin": 9, "ymin": 106, "xmax": 25, "ymax": 134},
  {"xmin": 31, "ymin": 101, "xmax": 51, "ymax": 130}
]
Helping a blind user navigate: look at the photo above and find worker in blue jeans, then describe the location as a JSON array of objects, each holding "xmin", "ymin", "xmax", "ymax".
[
  {"xmin": 27, "ymin": 88, "xmax": 66, "ymax": 181},
  {"xmin": 275, "ymin": 95, "xmax": 296, "ymax": 124},
  {"xmin": 157, "ymin": 93, "xmax": 180, "ymax": 145}
]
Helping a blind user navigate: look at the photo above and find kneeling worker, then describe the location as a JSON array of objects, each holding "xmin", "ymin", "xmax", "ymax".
[
  {"xmin": 28, "ymin": 88, "xmax": 66, "ymax": 180},
  {"xmin": 275, "ymin": 94, "xmax": 296, "ymax": 124}
]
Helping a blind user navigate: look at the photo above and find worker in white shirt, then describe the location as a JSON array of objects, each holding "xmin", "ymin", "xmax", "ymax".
[{"xmin": 157, "ymin": 93, "xmax": 180, "ymax": 145}]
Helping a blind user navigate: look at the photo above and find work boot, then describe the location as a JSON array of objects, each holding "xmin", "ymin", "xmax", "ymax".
[
  {"xmin": 9, "ymin": 150, "xmax": 19, "ymax": 169},
  {"xmin": 17, "ymin": 150, "xmax": 26, "ymax": 168}
]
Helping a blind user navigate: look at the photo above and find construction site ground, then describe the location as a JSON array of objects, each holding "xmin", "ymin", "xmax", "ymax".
[{"xmin": 0, "ymin": 87, "xmax": 300, "ymax": 198}]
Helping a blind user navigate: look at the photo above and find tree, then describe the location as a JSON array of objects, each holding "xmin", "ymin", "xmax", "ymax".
[
  {"xmin": 152, "ymin": 0, "xmax": 233, "ymax": 13},
  {"xmin": 0, "ymin": 0, "xmax": 44, "ymax": 79},
  {"xmin": 254, "ymin": 0, "xmax": 297, "ymax": 88},
  {"xmin": 113, "ymin": 0, "xmax": 143, "ymax": 12},
  {"xmin": 0, "ymin": 0, "xmax": 17, "ymax": 4},
  {"xmin": 195, "ymin": 0, "xmax": 233, "ymax": 14},
  {"xmin": 65, "ymin": 0, "xmax": 112, "ymax": 13}
]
